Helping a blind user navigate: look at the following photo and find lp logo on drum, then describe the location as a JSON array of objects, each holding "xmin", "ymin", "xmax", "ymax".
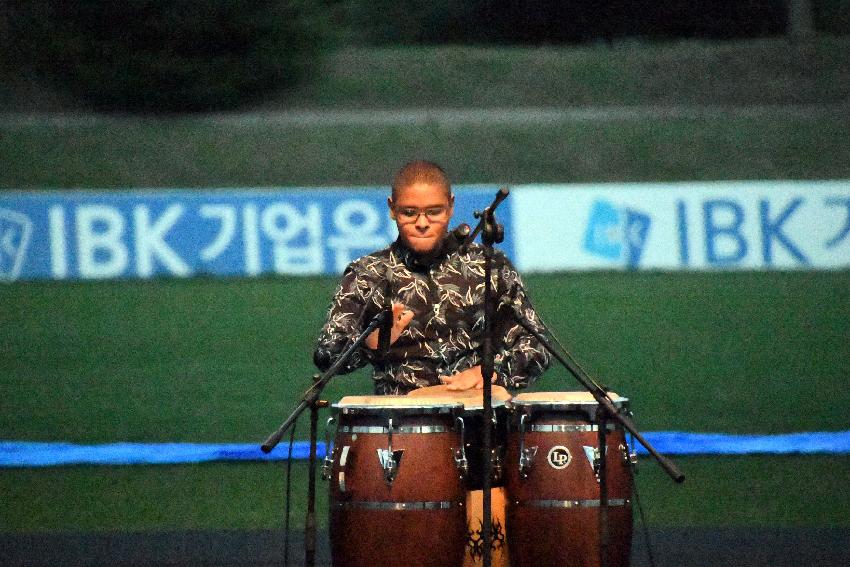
[{"xmin": 547, "ymin": 446, "xmax": 572, "ymax": 469}]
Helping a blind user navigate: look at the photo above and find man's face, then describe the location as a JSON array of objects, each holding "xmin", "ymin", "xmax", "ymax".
[{"xmin": 389, "ymin": 181, "xmax": 454, "ymax": 255}]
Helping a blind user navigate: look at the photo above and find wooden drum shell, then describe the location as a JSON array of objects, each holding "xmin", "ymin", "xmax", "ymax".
[
  {"xmin": 505, "ymin": 393, "xmax": 634, "ymax": 567},
  {"xmin": 328, "ymin": 399, "xmax": 467, "ymax": 567}
]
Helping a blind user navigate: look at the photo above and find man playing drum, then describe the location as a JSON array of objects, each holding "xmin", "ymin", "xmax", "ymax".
[
  {"xmin": 313, "ymin": 159, "xmax": 550, "ymax": 394},
  {"xmin": 314, "ymin": 160, "xmax": 552, "ymax": 567}
]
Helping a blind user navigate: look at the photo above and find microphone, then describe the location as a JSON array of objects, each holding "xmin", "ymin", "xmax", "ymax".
[
  {"xmin": 378, "ymin": 265, "xmax": 394, "ymax": 357},
  {"xmin": 444, "ymin": 223, "xmax": 471, "ymax": 253},
  {"xmin": 452, "ymin": 223, "xmax": 471, "ymax": 242}
]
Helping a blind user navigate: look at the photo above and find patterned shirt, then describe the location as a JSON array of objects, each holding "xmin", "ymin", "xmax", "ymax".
[{"xmin": 314, "ymin": 236, "xmax": 551, "ymax": 395}]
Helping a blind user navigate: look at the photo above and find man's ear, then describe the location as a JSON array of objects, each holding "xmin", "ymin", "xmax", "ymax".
[{"xmin": 388, "ymin": 197, "xmax": 396, "ymax": 220}]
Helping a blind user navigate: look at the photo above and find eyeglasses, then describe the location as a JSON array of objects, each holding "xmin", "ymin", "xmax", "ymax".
[{"xmin": 394, "ymin": 206, "xmax": 450, "ymax": 224}]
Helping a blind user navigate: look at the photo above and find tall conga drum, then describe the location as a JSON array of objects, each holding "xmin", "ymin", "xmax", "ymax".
[
  {"xmin": 505, "ymin": 392, "xmax": 634, "ymax": 567},
  {"xmin": 326, "ymin": 396, "xmax": 467, "ymax": 567},
  {"xmin": 409, "ymin": 385, "xmax": 512, "ymax": 567}
]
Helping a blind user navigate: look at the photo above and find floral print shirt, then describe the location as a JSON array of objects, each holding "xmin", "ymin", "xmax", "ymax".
[{"xmin": 314, "ymin": 237, "xmax": 551, "ymax": 395}]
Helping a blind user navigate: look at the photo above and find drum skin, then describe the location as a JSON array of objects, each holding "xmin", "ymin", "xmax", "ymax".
[
  {"xmin": 328, "ymin": 390, "xmax": 634, "ymax": 566},
  {"xmin": 329, "ymin": 410, "xmax": 466, "ymax": 567},
  {"xmin": 506, "ymin": 407, "xmax": 634, "ymax": 567}
]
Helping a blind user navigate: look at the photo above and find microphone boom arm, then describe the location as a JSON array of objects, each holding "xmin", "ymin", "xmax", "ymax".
[
  {"xmin": 502, "ymin": 301, "xmax": 685, "ymax": 483},
  {"xmin": 261, "ymin": 308, "xmax": 391, "ymax": 453}
]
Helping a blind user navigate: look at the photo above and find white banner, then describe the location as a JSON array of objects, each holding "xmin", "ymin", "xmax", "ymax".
[{"xmin": 511, "ymin": 181, "xmax": 850, "ymax": 271}]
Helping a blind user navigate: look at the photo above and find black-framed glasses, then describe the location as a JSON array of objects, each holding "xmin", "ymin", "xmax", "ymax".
[{"xmin": 394, "ymin": 206, "xmax": 450, "ymax": 224}]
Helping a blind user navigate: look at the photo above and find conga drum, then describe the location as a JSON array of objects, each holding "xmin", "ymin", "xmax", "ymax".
[
  {"xmin": 409, "ymin": 385, "xmax": 512, "ymax": 567},
  {"xmin": 505, "ymin": 392, "xmax": 634, "ymax": 567},
  {"xmin": 326, "ymin": 396, "xmax": 467, "ymax": 567}
]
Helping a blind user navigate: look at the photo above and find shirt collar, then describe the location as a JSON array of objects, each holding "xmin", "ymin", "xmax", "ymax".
[{"xmin": 392, "ymin": 235, "xmax": 456, "ymax": 272}]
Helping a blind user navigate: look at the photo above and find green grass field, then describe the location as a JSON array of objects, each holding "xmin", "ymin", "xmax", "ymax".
[
  {"xmin": 1, "ymin": 38, "xmax": 849, "ymax": 534},
  {"xmin": 2, "ymin": 273, "xmax": 848, "ymax": 441},
  {"xmin": 4, "ymin": 37, "xmax": 849, "ymax": 111},
  {"xmin": 3, "ymin": 111, "xmax": 849, "ymax": 189},
  {"xmin": 275, "ymin": 38, "xmax": 850, "ymax": 109},
  {"xmin": 3, "ymin": 37, "xmax": 849, "ymax": 190},
  {"xmin": 1, "ymin": 273, "xmax": 848, "ymax": 531},
  {"xmin": 3, "ymin": 455, "xmax": 849, "ymax": 533}
]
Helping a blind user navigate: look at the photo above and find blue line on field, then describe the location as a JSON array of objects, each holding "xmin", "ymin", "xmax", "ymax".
[{"xmin": 1, "ymin": 431, "xmax": 849, "ymax": 467}]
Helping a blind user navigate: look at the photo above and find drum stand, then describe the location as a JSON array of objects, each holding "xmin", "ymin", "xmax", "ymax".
[
  {"xmin": 261, "ymin": 307, "xmax": 394, "ymax": 567},
  {"xmin": 500, "ymin": 301, "xmax": 686, "ymax": 567},
  {"xmin": 461, "ymin": 187, "xmax": 510, "ymax": 567}
]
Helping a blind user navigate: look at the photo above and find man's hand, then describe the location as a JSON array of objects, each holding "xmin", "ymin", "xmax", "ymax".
[
  {"xmin": 365, "ymin": 303, "xmax": 414, "ymax": 350},
  {"xmin": 440, "ymin": 365, "xmax": 495, "ymax": 391}
]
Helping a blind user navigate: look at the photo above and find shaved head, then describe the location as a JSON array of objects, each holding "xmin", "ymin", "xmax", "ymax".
[{"xmin": 391, "ymin": 160, "xmax": 451, "ymax": 200}]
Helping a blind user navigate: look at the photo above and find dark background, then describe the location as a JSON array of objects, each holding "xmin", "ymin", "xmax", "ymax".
[{"xmin": 2, "ymin": 0, "xmax": 847, "ymax": 111}]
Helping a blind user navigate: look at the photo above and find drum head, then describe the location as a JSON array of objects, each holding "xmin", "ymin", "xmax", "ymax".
[
  {"xmin": 510, "ymin": 391, "xmax": 629, "ymax": 412},
  {"xmin": 407, "ymin": 384, "xmax": 512, "ymax": 410},
  {"xmin": 333, "ymin": 395, "xmax": 463, "ymax": 416}
]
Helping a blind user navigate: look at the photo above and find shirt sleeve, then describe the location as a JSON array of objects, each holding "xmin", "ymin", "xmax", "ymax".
[
  {"xmin": 492, "ymin": 255, "xmax": 552, "ymax": 389},
  {"xmin": 313, "ymin": 264, "xmax": 376, "ymax": 374}
]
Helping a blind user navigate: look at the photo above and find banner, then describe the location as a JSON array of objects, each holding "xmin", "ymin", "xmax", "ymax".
[
  {"xmin": 0, "ymin": 186, "xmax": 510, "ymax": 281},
  {"xmin": 1, "ymin": 181, "xmax": 848, "ymax": 281},
  {"xmin": 511, "ymin": 181, "xmax": 850, "ymax": 271}
]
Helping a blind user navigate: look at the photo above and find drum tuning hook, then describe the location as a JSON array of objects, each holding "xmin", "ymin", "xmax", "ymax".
[
  {"xmin": 492, "ymin": 449, "xmax": 504, "ymax": 483},
  {"xmin": 380, "ymin": 450, "xmax": 400, "ymax": 484},
  {"xmin": 379, "ymin": 417, "xmax": 404, "ymax": 484},
  {"xmin": 519, "ymin": 446, "xmax": 538, "ymax": 479},
  {"xmin": 321, "ymin": 417, "xmax": 336, "ymax": 482},
  {"xmin": 518, "ymin": 414, "xmax": 538, "ymax": 479},
  {"xmin": 454, "ymin": 416, "xmax": 469, "ymax": 479},
  {"xmin": 582, "ymin": 445, "xmax": 602, "ymax": 483},
  {"xmin": 620, "ymin": 443, "xmax": 638, "ymax": 467}
]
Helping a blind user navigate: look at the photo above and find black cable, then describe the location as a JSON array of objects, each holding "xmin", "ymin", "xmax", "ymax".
[
  {"xmin": 544, "ymin": 319, "xmax": 608, "ymax": 394},
  {"xmin": 628, "ymin": 432, "xmax": 657, "ymax": 567},
  {"xmin": 521, "ymin": 279, "xmax": 667, "ymax": 566},
  {"xmin": 514, "ymin": 284, "xmax": 609, "ymax": 395},
  {"xmin": 283, "ymin": 420, "xmax": 298, "ymax": 567}
]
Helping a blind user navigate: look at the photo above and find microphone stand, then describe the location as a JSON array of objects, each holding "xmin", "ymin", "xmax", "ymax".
[
  {"xmin": 501, "ymin": 300, "xmax": 685, "ymax": 567},
  {"xmin": 260, "ymin": 307, "xmax": 393, "ymax": 567},
  {"xmin": 461, "ymin": 187, "xmax": 509, "ymax": 567}
]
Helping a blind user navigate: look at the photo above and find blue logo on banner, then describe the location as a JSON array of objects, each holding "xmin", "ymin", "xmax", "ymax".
[
  {"xmin": 583, "ymin": 200, "xmax": 651, "ymax": 268},
  {"xmin": 0, "ymin": 208, "xmax": 33, "ymax": 281}
]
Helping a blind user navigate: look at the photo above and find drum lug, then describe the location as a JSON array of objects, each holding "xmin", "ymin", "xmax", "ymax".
[
  {"xmin": 490, "ymin": 409, "xmax": 503, "ymax": 481},
  {"xmin": 455, "ymin": 450, "xmax": 469, "ymax": 480},
  {"xmin": 321, "ymin": 417, "xmax": 336, "ymax": 482},
  {"xmin": 454, "ymin": 416, "xmax": 469, "ymax": 479},
  {"xmin": 518, "ymin": 413, "xmax": 538, "ymax": 479},
  {"xmin": 583, "ymin": 445, "xmax": 602, "ymax": 483},
  {"xmin": 620, "ymin": 443, "xmax": 638, "ymax": 466},
  {"xmin": 378, "ymin": 448, "xmax": 403, "ymax": 484},
  {"xmin": 519, "ymin": 446, "xmax": 538, "ymax": 479},
  {"xmin": 378, "ymin": 417, "xmax": 404, "ymax": 484},
  {"xmin": 492, "ymin": 449, "xmax": 503, "ymax": 482}
]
